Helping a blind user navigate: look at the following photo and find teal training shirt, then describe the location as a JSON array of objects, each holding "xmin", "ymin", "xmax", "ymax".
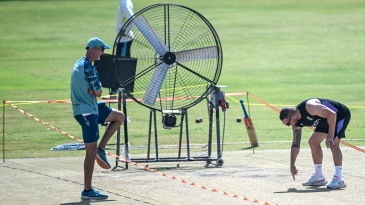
[{"xmin": 70, "ymin": 57, "xmax": 102, "ymax": 116}]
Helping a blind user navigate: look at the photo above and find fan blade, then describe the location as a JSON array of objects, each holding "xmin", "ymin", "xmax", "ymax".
[
  {"xmin": 143, "ymin": 63, "xmax": 169, "ymax": 106},
  {"xmin": 134, "ymin": 15, "xmax": 168, "ymax": 56},
  {"xmin": 174, "ymin": 46, "xmax": 217, "ymax": 63}
]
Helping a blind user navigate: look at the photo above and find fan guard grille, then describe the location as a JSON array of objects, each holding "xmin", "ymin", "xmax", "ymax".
[{"xmin": 113, "ymin": 4, "xmax": 223, "ymax": 111}]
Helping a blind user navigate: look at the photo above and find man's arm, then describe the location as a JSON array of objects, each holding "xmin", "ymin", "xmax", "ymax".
[
  {"xmin": 305, "ymin": 99, "xmax": 336, "ymax": 148},
  {"xmin": 88, "ymin": 87, "xmax": 103, "ymax": 97},
  {"xmin": 290, "ymin": 126, "xmax": 302, "ymax": 180},
  {"xmin": 85, "ymin": 65, "xmax": 103, "ymax": 98}
]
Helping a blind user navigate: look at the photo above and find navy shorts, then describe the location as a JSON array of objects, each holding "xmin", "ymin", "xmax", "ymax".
[
  {"xmin": 74, "ymin": 102, "xmax": 112, "ymax": 143},
  {"xmin": 314, "ymin": 113, "xmax": 351, "ymax": 139}
]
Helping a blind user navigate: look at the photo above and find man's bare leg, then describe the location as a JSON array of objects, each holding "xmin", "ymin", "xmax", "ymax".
[
  {"xmin": 98, "ymin": 109, "xmax": 125, "ymax": 150},
  {"xmin": 84, "ymin": 142, "xmax": 98, "ymax": 190}
]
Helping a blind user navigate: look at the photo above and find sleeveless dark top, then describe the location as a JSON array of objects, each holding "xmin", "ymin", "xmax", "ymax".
[{"xmin": 295, "ymin": 98, "xmax": 350, "ymax": 128}]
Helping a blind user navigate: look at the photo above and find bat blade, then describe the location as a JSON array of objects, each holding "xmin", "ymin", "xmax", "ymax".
[
  {"xmin": 240, "ymin": 100, "xmax": 259, "ymax": 147},
  {"xmin": 244, "ymin": 117, "xmax": 252, "ymax": 128},
  {"xmin": 245, "ymin": 117, "xmax": 258, "ymax": 147}
]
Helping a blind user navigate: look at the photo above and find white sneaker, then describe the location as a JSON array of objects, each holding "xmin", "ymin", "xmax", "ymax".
[
  {"xmin": 327, "ymin": 176, "xmax": 347, "ymax": 189},
  {"xmin": 302, "ymin": 174, "xmax": 327, "ymax": 186}
]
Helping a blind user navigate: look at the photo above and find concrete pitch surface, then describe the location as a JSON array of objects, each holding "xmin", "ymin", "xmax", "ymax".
[{"xmin": 1, "ymin": 147, "xmax": 364, "ymax": 205}]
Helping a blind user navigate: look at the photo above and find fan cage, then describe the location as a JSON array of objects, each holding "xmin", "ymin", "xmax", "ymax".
[{"xmin": 113, "ymin": 4, "xmax": 223, "ymax": 112}]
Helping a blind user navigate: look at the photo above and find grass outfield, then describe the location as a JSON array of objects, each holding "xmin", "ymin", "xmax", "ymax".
[{"xmin": 1, "ymin": 0, "xmax": 365, "ymax": 159}]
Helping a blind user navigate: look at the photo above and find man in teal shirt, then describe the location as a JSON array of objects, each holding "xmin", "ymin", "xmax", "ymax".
[{"xmin": 71, "ymin": 37, "xmax": 125, "ymax": 200}]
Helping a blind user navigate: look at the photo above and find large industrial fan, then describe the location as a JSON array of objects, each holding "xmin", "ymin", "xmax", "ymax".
[
  {"xmin": 111, "ymin": 4, "xmax": 224, "ymax": 167},
  {"xmin": 113, "ymin": 3, "xmax": 222, "ymax": 111}
]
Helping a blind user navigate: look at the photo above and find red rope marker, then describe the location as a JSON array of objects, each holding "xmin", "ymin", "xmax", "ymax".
[
  {"xmin": 5, "ymin": 101, "xmax": 83, "ymax": 143},
  {"xmin": 4, "ymin": 99, "xmax": 281, "ymax": 205}
]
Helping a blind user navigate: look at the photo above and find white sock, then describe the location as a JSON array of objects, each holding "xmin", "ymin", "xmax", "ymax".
[
  {"xmin": 314, "ymin": 164, "xmax": 324, "ymax": 179},
  {"xmin": 335, "ymin": 166, "xmax": 342, "ymax": 178}
]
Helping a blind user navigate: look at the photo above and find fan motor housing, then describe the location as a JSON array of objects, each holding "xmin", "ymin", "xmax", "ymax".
[
  {"xmin": 163, "ymin": 52, "xmax": 176, "ymax": 65},
  {"xmin": 162, "ymin": 114, "xmax": 177, "ymax": 129}
]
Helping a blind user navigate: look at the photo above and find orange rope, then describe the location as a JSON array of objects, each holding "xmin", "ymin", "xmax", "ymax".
[
  {"xmin": 4, "ymin": 101, "xmax": 83, "ymax": 143},
  {"xmin": 109, "ymin": 151, "xmax": 278, "ymax": 205},
  {"xmin": 4, "ymin": 99, "xmax": 278, "ymax": 204}
]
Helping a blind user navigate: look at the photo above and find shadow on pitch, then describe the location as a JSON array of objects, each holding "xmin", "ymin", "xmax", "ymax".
[
  {"xmin": 60, "ymin": 200, "xmax": 116, "ymax": 205},
  {"xmin": 274, "ymin": 187, "xmax": 344, "ymax": 193}
]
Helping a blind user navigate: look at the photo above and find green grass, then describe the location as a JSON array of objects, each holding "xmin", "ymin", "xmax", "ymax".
[{"xmin": 1, "ymin": 0, "xmax": 365, "ymax": 159}]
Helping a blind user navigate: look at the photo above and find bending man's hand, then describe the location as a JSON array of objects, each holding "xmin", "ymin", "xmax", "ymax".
[
  {"xmin": 290, "ymin": 165, "xmax": 298, "ymax": 180},
  {"xmin": 326, "ymin": 134, "xmax": 335, "ymax": 148}
]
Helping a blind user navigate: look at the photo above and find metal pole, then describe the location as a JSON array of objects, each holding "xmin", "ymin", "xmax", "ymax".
[
  {"xmin": 2, "ymin": 100, "xmax": 5, "ymax": 163},
  {"xmin": 122, "ymin": 89, "xmax": 129, "ymax": 168},
  {"xmin": 147, "ymin": 110, "xmax": 153, "ymax": 161},
  {"xmin": 114, "ymin": 91, "xmax": 121, "ymax": 168},
  {"xmin": 215, "ymin": 102, "xmax": 221, "ymax": 159},
  {"xmin": 207, "ymin": 99, "xmax": 213, "ymax": 158},
  {"xmin": 185, "ymin": 110, "xmax": 191, "ymax": 160},
  {"xmin": 178, "ymin": 110, "xmax": 184, "ymax": 159},
  {"xmin": 246, "ymin": 91, "xmax": 250, "ymax": 116},
  {"xmin": 153, "ymin": 110, "xmax": 159, "ymax": 161},
  {"xmin": 246, "ymin": 92, "xmax": 254, "ymax": 154}
]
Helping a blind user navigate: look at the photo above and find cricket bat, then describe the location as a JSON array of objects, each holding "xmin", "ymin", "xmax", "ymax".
[{"xmin": 240, "ymin": 99, "xmax": 259, "ymax": 147}]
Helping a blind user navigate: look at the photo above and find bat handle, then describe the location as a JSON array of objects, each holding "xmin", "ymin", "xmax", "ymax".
[{"xmin": 240, "ymin": 99, "xmax": 249, "ymax": 118}]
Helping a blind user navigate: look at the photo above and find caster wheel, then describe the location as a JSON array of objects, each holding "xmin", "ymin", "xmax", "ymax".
[{"xmin": 216, "ymin": 158, "xmax": 224, "ymax": 167}]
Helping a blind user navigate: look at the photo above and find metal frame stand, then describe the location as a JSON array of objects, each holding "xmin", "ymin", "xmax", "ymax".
[
  {"xmin": 113, "ymin": 86, "xmax": 225, "ymax": 169},
  {"xmin": 129, "ymin": 109, "xmax": 198, "ymax": 164},
  {"xmin": 206, "ymin": 86, "xmax": 225, "ymax": 166},
  {"xmin": 112, "ymin": 88, "xmax": 129, "ymax": 170}
]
